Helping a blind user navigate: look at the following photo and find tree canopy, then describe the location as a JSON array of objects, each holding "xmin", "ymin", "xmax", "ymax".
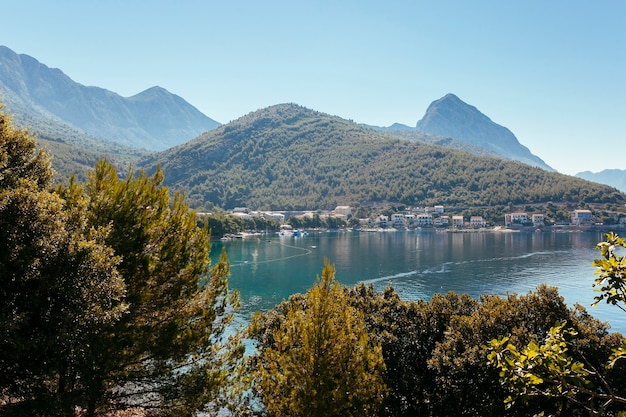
[
  {"xmin": 249, "ymin": 259, "xmax": 387, "ymax": 417},
  {"xmin": 139, "ymin": 104, "xmax": 625, "ymax": 211},
  {"xmin": 487, "ymin": 232, "xmax": 626, "ymax": 416},
  {"xmin": 0, "ymin": 104, "xmax": 243, "ymax": 416}
]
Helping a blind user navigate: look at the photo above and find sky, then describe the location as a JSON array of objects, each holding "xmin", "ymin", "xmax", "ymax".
[{"xmin": 2, "ymin": 0, "xmax": 625, "ymax": 175}]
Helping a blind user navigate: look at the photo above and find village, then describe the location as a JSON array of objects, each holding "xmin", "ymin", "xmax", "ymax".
[{"xmin": 221, "ymin": 205, "xmax": 626, "ymax": 233}]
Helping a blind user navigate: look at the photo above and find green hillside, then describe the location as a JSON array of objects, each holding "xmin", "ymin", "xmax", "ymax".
[
  {"xmin": 0, "ymin": 102, "xmax": 149, "ymax": 182},
  {"xmin": 139, "ymin": 103, "xmax": 624, "ymax": 211},
  {"xmin": 27, "ymin": 117, "xmax": 150, "ymax": 182}
]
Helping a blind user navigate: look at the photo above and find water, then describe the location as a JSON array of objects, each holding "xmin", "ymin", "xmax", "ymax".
[{"xmin": 210, "ymin": 230, "xmax": 626, "ymax": 333}]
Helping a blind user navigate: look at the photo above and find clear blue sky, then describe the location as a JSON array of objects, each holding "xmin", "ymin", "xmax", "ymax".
[{"xmin": 3, "ymin": 0, "xmax": 625, "ymax": 175}]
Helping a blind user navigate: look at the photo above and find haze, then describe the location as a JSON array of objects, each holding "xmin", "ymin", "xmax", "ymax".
[{"xmin": 3, "ymin": 0, "xmax": 624, "ymax": 175}]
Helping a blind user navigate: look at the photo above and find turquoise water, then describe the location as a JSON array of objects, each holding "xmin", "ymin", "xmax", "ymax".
[{"xmin": 211, "ymin": 230, "xmax": 626, "ymax": 333}]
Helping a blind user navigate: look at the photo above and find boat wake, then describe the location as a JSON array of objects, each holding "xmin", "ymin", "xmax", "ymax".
[{"xmin": 230, "ymin": 241, "xmax": 312, "ymax": 266}]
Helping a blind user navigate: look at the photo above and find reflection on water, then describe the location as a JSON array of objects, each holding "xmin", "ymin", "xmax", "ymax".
[{"xmin": 211, "ymin": 230, "xmax": 625, "ymax": 333}]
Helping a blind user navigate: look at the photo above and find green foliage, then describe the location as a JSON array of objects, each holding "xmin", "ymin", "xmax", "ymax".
[
  {"xmin": 139, "ymin": 103, "xmax": 625, "ymax": 210},
  {"xmin": 249, "ymin": 259, "xmax": 387, "ymax": 417},
  {"xmin": 62, "ymin": 160, "xmax": 244, "ymax": 416},
  {"xmin": 346, "ymin": 285, "xmax": 478, "ymax": 416},
  {"xmin": 596, "ymin": 232, "xmax": 626, "ymax": 371},
  {"xmin": 287, "ymin": 213, "xmax": 347, "ymax": 229},
  {"xmin": 8, "ymin": 106, "xmax": 150, "ymax": 183},
  {"xmin": 0, "ymin": 105, "xmax": 52, "ymax": 189},
  {"xmin": 346, "ymin": 283, "xmax": 624, "ymax": 417},
  {"xmin": 593, "ymin": 231, "xmax": 626, "ymax": 311},
  {"xmin": 0, "ymin": 104, "xmax": 244, "ymax": 416},
  {"xmin": 487, "ymin": 323, "xmax": 591, "ymax": 408},
  {"xmin": 0, "ymin": 106, "xmax": 126, "ymax": 416},
  {"xmin": 487, "ymin": 233, "xmax": 626, "ymax": 416}
]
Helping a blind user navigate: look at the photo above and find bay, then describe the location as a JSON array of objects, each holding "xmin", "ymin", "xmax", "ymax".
[{"xmin": 210, "ymin": 230, "xmax": 626, "ymax": 333}]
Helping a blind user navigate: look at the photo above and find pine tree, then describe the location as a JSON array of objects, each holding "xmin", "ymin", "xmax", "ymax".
[
  {"xmin": 66, "ymin": 160, "xmax": 243, "ymax": 416},
  {"xmin": 0, "ymin": 103, "xmax": 244, "ymax": 416},
  {"xmin": 251, "ymin": 259, "xmax": 386, "ymax": 417},
  {"xmin": 0, "ymin": 105, "xmax": 126, "ymax": 416}
]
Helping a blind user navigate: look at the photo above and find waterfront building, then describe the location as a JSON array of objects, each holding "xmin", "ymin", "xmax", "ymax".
[
  {"xmin": 470, "ymin": 216, "xmax": 487, "ymax": 228},
  {"xmin": 571, "ymin": 209, "xmax": 593, "ymax": 226},
  {"xmin": 452, "ymin": 215, "xmax": 464, "ymax": 228},
  {"xmin": 504, "ymin": 212, "xmax": 529, "ymax": 227}
]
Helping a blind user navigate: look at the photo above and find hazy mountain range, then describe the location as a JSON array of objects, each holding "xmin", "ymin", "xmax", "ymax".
[
  {"xmin": 575, "ymin": 169, "xmax": 626, "ymax": 194},
  {"xmin": 0, "ymin": 45, "xmax": 219, "ymax": 151},
  {"xmin": 1, "ymin": 45, "xmax": 623, "ymax": 209}
]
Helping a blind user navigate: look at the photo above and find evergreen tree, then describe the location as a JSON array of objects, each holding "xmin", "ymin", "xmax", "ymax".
[
  {"xmin": 0, "ymin": 104, "xmax": 244, "ymax": 416},
  {"xmin": 0, "ymin": 105, "xmax": 126, "ymax": 416},
  {"xmin": 61, "ymin": 160, "xmax": 244, "ymax": 416},
  {"xmin": 250, "ymin": 259, "xmax": 386, "ymax": 417}
]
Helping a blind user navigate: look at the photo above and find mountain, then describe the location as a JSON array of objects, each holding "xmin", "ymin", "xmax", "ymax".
[
  {"xmin": 0, "ymin": 45, "xmax": 219, "ymax": 151},
  {"xmin": 576, "ymin": 169, "xmax": 626, "ymax": 193},
  {"xmin": 381, "ymin": 129, "xmax": 503, "ymax": 159},
  {"xmin": 0, "ymin": 94, "xmax": 150, "ymax": 181},
  {"xmin": 413, "ymin": 94, "xmax": 552, "ymax": 171},
  {"xmin": 139, "ymin": 103, "xmax": 623, "ymax": 211}
]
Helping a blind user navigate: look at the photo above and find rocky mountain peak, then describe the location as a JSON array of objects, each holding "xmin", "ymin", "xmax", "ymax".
[{"xmin": 416, "ymin": 94, "xmax": 552, "ymax": 171}]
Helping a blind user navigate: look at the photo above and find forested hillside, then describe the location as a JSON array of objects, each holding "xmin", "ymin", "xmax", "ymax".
[{"xmin": 140, "ymin": 103, "xmax": 624, "ymax": 210}]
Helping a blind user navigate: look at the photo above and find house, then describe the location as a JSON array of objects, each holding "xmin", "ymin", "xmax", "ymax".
[
  {"xmin": 416, "ymin": 213, "xmax": 433, "ymax": 227},
  {"xmin": 571, "ymin": 209, "xmax": 593, "ymax": 226},
  {"xmin": 434, "ymin": 215, "xmax": 450, "ymax": 228},
  {"xmin": 505, "ymin": 212, "xmax": 528, "ymax": 227},
  {"xmin": 391, "ymin": 213, "xmax": 406, "ymax": 229},
  {"xmin": 470, "ymin": 216, "xmax": 486, "ymax": 228},
  {"xmin": 334, "ymin": 206, "xmax": 352, "ymax": 217},
  {"xmin": 262, "ymin": 211, "xmax": 285, "ymax": 224},
  {"xmin": 532, "ymin": 214, "xmax": 545, "ymax": 227},
  {"xmin": 452, "ymin": 215, "xmax": 464, "ymax": 228},
  {"xmin": 404, "ymin": 214, "xmax": 416, "ymax": 227},
  {"xmin": 376, "ymin": 215, "xmax": 390, "ymax": 228},
  {"xmin": 359, "ymin": 218, "xmax": 374, "ymax": 227}
]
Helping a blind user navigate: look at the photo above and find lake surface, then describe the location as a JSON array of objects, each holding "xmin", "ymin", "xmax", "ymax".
[{"xmin": 210, "ymin": 230, "xmax": 626, "ymax": 333}]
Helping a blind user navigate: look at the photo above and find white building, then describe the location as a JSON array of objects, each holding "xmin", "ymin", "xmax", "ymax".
[
  {"xmin": 391, "ymin": 213, "xmax": 406, "ymax": 228},
  {"xmin": 416, "ymin": 213, "xmax": 433, "ymax": 227},
  {"xmin": 335, "ymin": 206, "xmax": 352, "ymax": 217},
  {"xmin": 470, "ymin": 216, "xmax": 486, "ymax": 228},
  {"xmin": 262, "ymin": 211, "xmax": 285, "ymax": 224},
  {"xmin": 571, "ymin": 209, "xmax": 593, "ymax": 226},
  {"xmin": 452, "ymin": 215, "xmax": 464, "ymax": 228},
  {"xmin": 434, "ymin": 215, "xmax": 450, "ymax": 227},
  {"xmin": 532, "ymin": 214, "xmax": 545, "ymax": 227},
  {"xmin": 505, "ymin": 212, "xmax": 528, "ymax": 227},
  {"xmin": 404, "ymin": 214, "xmax": 416, "ymax": 227}
]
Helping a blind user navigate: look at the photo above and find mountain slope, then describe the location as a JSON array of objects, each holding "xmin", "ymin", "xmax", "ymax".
[
  {"xmin": 415, "ymin": 94, "xmax": 552, "ymax": 171},
  {"xmin": 576, "ymin": 169, "xmax": 626, "ymax": 193},
  {"xmin": 0, "ymin": 45, "xmax": 219, "ymax": 150},
  {"xmin": 139, "ymin": 103, "xmax": 623, "ymax": 210},
  {"xmin": 0, "ymin": 99, "xmax": 149, "ymax": 181}
]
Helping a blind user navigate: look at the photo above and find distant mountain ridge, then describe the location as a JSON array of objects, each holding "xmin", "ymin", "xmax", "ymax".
[
  {"xmin": 576, "ymin": 169, "xmax": 626, "ymax": 193},
  {"xmin": 415, "ymin": 94, "xmax": 552, "ymax": 170},
  {"xmin": 0, "ymin": 45, "xmax": 219, "ymax": 150},
  {"xmin": 373, "ymin": 94, "xmax": 552, "ymax": 171},
  {"xmin": 139, "ymin": 103, "xmax": 622, "ymax": 211}
]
